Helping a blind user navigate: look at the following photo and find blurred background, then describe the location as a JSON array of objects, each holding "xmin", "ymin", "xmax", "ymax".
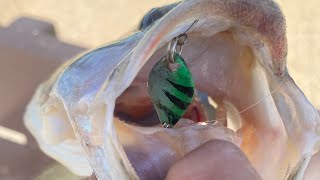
[{"xmin": 0, "ymin": 0, "xmax": 319, "ymax": 179}]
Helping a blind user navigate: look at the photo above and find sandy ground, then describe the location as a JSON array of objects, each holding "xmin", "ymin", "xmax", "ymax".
[{"xmin": 1, "ymin": 0, "xmax": 319, "ymax": 108}]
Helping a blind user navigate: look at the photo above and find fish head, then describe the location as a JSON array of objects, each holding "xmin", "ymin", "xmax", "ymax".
[{"xmin": 24, "ymin": 0, "xmax": 320, "ymax": 179}]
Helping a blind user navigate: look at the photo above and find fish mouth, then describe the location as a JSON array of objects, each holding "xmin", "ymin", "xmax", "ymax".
[
  {"xmin": 23, "ymin": 0, "xmax": 320, "ymax": 180},
  {"xmin": 110, "ymin": 3, "xmax": 319, "ymax": 180},
  {"xmin": 114, "ymin": 29, "xmax": 283, "ymax": 179}
]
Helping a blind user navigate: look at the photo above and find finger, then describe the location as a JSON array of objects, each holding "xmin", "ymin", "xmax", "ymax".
[{"xmin": 166, "ymin": 140, "xmax": 261, "ymax": 180}]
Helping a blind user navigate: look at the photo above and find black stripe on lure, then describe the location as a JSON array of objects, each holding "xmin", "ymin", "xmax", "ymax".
[{"xmin": 147, "ymin": 20, "xmax": 197, "ymax": 128}]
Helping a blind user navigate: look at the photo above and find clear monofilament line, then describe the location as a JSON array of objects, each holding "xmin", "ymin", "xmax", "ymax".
[{"xmin": 204, "ymin": 74, "xmax": 288, "ymax": 124}]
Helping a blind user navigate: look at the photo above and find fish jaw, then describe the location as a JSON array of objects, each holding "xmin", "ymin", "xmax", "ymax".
[{"xmin": 23, "ymin": 0, "xmax": 320, "ymax": 179}]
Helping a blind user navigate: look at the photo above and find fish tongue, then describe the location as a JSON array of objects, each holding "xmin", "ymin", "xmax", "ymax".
[{"xmin": 114, "ymin": 118, "xmax": 240, "ymax": 180}]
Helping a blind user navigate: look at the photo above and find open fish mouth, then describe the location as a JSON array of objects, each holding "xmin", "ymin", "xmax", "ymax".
[{"xmin": 24, "ymin": 0, "xmax": 320, "ymax": 180}]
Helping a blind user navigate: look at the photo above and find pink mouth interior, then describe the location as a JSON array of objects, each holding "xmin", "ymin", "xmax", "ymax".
[{"xmin": 113, "ymin": 30, "xmax": 270, "ymax": 179}]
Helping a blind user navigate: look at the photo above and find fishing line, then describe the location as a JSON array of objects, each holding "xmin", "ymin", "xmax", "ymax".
[{"xmin": 204, "ymin": 73, "xmax": 288, "ymax": 124}]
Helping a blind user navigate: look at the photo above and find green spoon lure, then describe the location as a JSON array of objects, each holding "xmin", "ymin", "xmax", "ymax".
[{"xmin": 147, "ymin": 34, "xmax": 195, "ymax": 128}]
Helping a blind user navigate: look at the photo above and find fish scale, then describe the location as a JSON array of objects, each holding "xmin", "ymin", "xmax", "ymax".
[{"xmin": 147, "ymin": 53, "xmax": 194, "ymax": 127}]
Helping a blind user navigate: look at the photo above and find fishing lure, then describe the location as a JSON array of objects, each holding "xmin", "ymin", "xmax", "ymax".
[{"xmin": 147, "ymin": 21, "xmax": 197, "ymax": 128}]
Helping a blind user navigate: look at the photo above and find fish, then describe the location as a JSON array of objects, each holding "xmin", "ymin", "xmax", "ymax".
[{"xmin": 23, "ymin": 0, "xmax": 320, "ymax": 179}]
